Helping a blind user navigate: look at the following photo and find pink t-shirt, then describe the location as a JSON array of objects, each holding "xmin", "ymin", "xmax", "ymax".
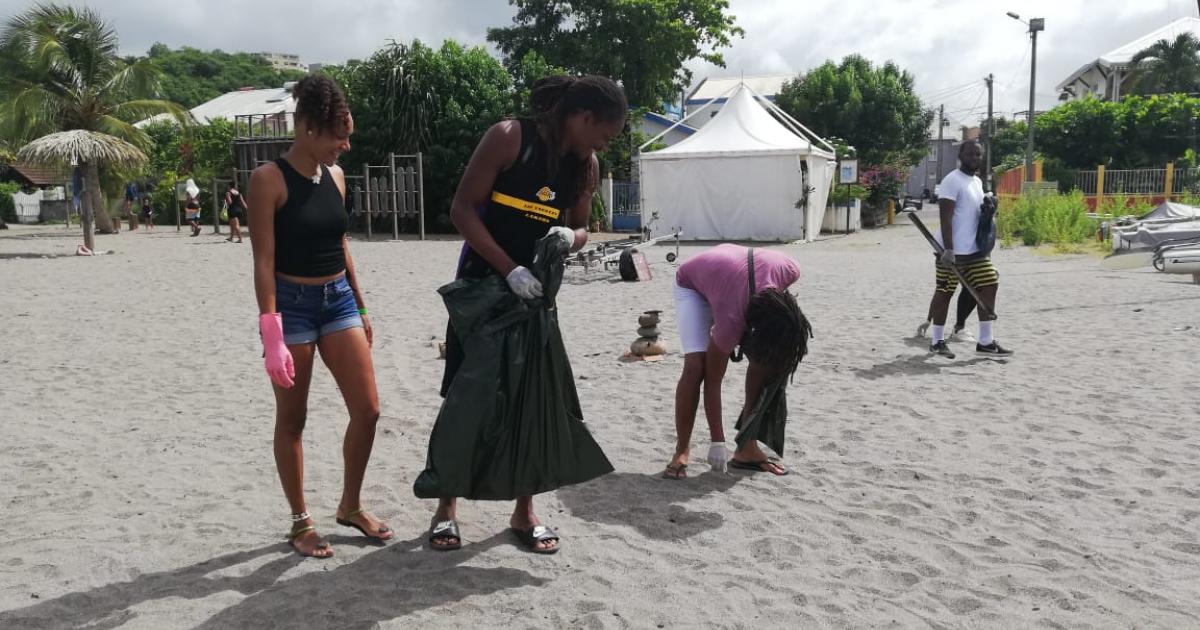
[{"xmin": 675, "ymin": 244, "xmax": 801, "ymax": 353}]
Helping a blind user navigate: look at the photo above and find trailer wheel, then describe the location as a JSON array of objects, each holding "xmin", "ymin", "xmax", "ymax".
[{"xmin": 666, "ymin": 252, "xmax": 677, "ymax": 263}]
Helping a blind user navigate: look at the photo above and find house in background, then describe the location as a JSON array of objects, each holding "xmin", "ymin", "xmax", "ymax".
[
  {"xmin": 905, "ymin": 138, "xmax": 959, "ymax": 199},
  {"xmin": 684, "ymin": 74, "xmax": 794, "ymax": 128},
  {"xmin": 257, "ymin": 52, "xmax": 306, "ymax": 73},
  {"xmin": 637, "ymin": 111, "xmax": 697, "ymax": 148},
  {"xmin": 0, "ymin": 162, "xmax": 65, "ymax": 189},
  {"xmin": 138, "ymin": 82, "xmax": 297, "ymax": 134},
  {"xmin": 1056, "ymin": 17, "xmax": 1200, "ymax": 102},
  {"xmin": 0, "ymin": 162, "xmax": 68, "ymax": 223}
]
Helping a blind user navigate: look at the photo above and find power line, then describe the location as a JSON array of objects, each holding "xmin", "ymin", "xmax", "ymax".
[
  {"xmin": 923, "ymin": 83, "xmax": 982, "ymax": 103},
  {"xmin": 919, "ymin": 79, "xmax": 983, "ymax": 100}
]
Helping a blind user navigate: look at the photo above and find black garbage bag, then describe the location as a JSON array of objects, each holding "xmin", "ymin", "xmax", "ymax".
[
  {"xmin": 733, "ymin": 374, "xmax": 789, "ymax": 457},
  {"xmin": 414, "ymin": 234, "xmax": 614, "ymax": 501},
  {"xmin": 976, "ymin": 194, "xmax": 998, "ymax": 255}
]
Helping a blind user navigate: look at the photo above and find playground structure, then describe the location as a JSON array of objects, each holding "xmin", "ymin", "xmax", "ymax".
[{"xmin": 214, "ymin": 113, "xmax": 425, "ymax": 240}]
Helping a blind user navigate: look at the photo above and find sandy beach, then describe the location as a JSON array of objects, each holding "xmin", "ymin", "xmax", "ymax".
[{"xmin": 1, "ymin": 211, "xmax": 1199, "ymax": 629}]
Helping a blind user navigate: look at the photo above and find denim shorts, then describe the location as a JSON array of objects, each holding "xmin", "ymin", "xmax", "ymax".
[{"xmin": 276, "ymin": 275, "xmax": 363, "ymax": 345}]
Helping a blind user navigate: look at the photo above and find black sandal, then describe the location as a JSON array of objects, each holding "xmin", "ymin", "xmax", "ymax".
[
  {"xmin": 428, "ymin": 520, "xmax": 462, "ymax": 551},
  {"xmin": 729, "ymin": 458, "xmax": 789, "ymax": 476},
  {"xmin": 511, "ymin": 525, "xmax": 560, "ymax": 555}
]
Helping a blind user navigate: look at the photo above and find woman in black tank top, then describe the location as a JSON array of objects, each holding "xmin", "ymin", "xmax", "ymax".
[
  {"xmin": 248, "ymin": 74, "xmax": 392, "ymax": 558},
  {"xmin": 422, "ymin": 75, "xmax": 627, "ymax": 554}
]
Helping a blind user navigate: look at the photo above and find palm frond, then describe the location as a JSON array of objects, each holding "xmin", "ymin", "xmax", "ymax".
[
  {"xmin": 16, "ymin": 129, "xmax": 147, "ymax": 169},
  {"xmin": 95, "ymin": 114, "xmax": 152, "ymax": 150},
  {"xmin": 103, "ymin": 59, "xmax": 163, "ymax": 100},
  {"xmin": 0, "ymin": 84, "xmax": 63, "ymax": 144},
  {"xmin": 111, "ymin": 99, "xmax": 191, "ymax": 126}
]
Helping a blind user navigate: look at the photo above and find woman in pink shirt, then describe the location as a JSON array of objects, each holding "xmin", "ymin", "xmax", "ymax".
[{"xmin": 664, "ymin": 244, "xmax": 810, "ymax": 479}]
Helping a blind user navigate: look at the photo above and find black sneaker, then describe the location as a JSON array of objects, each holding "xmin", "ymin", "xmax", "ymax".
[
  {"xmin": 976, "ymin": 341, "xmax": 1013, "ymax": 357},
  {"xmin": 930, "ymin": 340, "xmax": 956, "ymax": 359}
]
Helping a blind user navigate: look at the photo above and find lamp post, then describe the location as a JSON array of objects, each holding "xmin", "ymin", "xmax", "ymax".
[{"xmin": 1008, "ymin": 11, "xmax": 1044, "ymax": 185}]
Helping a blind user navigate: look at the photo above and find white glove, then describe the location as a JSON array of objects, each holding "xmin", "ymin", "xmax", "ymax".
[
  {"xmin": 548, "ymin": 226, "xmax": 576, "ymax": 250},
  {"xmin": 505, "ymin": 266, "xmax": 543, "ymax": 299},
  {"xmin": 707, "ymin": 442, "xmax": 731, "ymax": 473}
]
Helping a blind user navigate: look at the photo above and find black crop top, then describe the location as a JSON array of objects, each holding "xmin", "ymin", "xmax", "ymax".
[
  {"xmin": 457, "ymin": 119, "xmax": 583, "ymax": 279},
  {"xmin": 273, "ymin": 158, "xmax": 347, "ymax": 277}
]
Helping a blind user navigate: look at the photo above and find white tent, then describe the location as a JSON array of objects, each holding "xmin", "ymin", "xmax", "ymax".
[{"xmin": 638, "ymin": 83, "xmax": 835, "ymax": 242}]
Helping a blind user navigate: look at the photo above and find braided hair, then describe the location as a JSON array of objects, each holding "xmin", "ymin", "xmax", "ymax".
[
  {"xmin": 291, "ymin": 74, "xmax": 350, "ymax": 136},
  {"xmin": 529, "ymin": 75, "xmax": 627, "ymax": 205},
  {"xmin": 743, "ymin": 289, "xmax": 813, "ymax": 380}
]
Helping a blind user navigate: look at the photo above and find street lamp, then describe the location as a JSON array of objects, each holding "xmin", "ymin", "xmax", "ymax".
[{"xmin": 1009, "ymin": 11, "xmax": 1044, "ymax": 185}]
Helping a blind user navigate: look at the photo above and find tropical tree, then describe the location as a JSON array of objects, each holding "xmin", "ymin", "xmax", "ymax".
[
  {"xmin": 331, "ymin": 40, "xmax": 514, "ymax": 230},
  {"xmin": 18, "ymin": 131, "xmax": 145, "ymax": 247},
  {"xmin": 0, "ymin": 4, "xmax": 187, "ymax": 240},
  {"xmin": 1131, "ymin": 32, "xmax": 1200, "ymax": 95},
  {"xmin": 145, "ymin": 44, "xmax": 306, "ymax": 108},
  {"xmin": 776, "ymin": 55, "xmax": 933, "ymax": 167},
  {"xmin": 487, "ymin": 0, "xmax": 743, "ymax": 109}
]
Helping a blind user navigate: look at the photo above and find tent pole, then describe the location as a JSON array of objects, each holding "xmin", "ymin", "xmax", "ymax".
[
  {"xmin": 751, "ymin": 88, "xmax": 838, "ymax": 155},
  {"xmin": 639, "ymin": 82, "xmax": 742, "ymax": 150}
]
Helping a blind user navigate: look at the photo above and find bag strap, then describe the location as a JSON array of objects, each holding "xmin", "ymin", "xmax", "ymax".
[
  {"xmin": 730, "ymin": 248, "xmax": 756, "ymax": 363},
  {"xmin": 747, "ymin": 248, "xmax": 756, "ymax": 296}
]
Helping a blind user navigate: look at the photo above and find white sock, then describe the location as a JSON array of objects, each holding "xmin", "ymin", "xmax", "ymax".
[
  {"xmin": 931, "ymin": 325, "xmax": 945, "ymax": 343},
  {"xmin": 979, "ymin": 321, "xmax": 994, "ymax": 345}
]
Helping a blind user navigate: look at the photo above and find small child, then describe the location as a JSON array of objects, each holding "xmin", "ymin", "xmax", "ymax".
[{"xmin": 140, "ymin": 198, "xmax": 154, "ymax": 232}]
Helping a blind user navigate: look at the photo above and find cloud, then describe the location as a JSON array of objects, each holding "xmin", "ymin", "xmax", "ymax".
[
  {"xmin": 689, "ymin": 0, "xmax": 1193, "ymax": 128},
  {"xmin": 1, "ymin": 0, "xmax": 1192, "ymax": 130}
]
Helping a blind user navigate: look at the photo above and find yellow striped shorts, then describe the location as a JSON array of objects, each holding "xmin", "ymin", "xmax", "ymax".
[{"xmin": 935, "ymin": 254, "xmax": 999, "ymax": 294}]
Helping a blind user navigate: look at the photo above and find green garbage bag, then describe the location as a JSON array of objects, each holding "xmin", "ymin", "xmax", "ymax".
[
  {"xmin": 733, "ymin": 374, "xmax": 789, "ymax": 457},
  {"xmin": 414, "ymin": 235, "xmax": 613, "ymax": 501}
]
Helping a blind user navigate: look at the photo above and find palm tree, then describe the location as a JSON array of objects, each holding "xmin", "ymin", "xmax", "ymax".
[
  {"xmin": 17, "ymin": 130, "xmax": 146, "ymax": 249},
  {"xmin": 0, "ymin": 3, "xmax": 187, "ymax": 239},
  {"xmin": 1130, "ymin": 32, "xmax": 1200, "ymax": 96}
]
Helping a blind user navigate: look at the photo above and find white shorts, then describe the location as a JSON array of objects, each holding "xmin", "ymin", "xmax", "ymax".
[{"xmin": 674, "ymin": 282, "xmax": 713, "ymax": 355}]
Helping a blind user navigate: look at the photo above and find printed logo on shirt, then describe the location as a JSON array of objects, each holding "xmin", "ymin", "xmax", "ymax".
[
  {"xmin": 536, "ymin": 186, "xmax": 556, "ymax": 203},
  {"xmin": 491, "ymin": 191, "xmax": 560, "ymax": 223}
]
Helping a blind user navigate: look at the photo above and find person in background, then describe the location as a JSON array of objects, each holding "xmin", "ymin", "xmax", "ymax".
[{"xmin": 224, "ymin": 182, "xmax": 247, "ymax": 243}]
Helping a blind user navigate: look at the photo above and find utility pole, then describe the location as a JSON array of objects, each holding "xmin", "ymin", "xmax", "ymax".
[
  {"xmin": 937, "ymin": 104, "xmax": 945, "ymax": 182},
  {"xmin": 985, "ymin": 73, "xmax": 994, "ymax": 190},
  {"xmin": 1025, "ymin": 18, "xmax": 1045, "ymax": 183},
  {"xmin": 1008, "ymin": 13, "xmax": 1045, "ymax": 184}
]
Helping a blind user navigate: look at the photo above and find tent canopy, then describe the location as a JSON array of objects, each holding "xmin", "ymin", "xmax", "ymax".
[
  {"xmin": 642, "ymin": 85, "xmax": 833, "ymax": 160},
  {"xmin": 638, "ymin": 83, "xmax": 835, "ymax": 242}
]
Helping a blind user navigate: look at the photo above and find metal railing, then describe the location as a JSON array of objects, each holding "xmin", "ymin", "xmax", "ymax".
[
  {"xmin": 233, "ymin": 113, "xmax": 295, "ymax": 140},
  {"xmin": 612, "ymin": 180, "xmax": 640, "ymax": 215}
]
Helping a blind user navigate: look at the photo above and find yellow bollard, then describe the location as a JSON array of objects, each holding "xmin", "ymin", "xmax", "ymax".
[
  {"xmin": 887, "ymin": 199, "xmax": 895, "ymax": 225},
  {"xmin": 1165, "ymin": 162, "xmax": 1175, "ymax": 202}
]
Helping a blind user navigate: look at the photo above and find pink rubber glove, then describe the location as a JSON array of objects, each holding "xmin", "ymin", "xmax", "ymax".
[{"xmin": 259, "ymin": 313, "xmax": 295, "ymax": 388}]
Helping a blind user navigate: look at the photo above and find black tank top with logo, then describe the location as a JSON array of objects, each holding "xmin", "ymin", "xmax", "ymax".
[{"xmin": 457, "ymin": 119, "xmax": 582, "ymax": 279}]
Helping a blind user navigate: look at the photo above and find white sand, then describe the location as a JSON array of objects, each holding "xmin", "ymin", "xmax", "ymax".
[{"xmin": 1, "ymin": 213, "xmax": 1199, "ymax": 629}]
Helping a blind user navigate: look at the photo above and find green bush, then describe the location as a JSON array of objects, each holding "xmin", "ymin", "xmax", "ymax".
[
  {"xmin": 998, "ymin": 191, "xmax": 1097, "ymax": 251},
  {"xmin": 0, "ymin": 182, "xmax": 19, "ymax": 224}
]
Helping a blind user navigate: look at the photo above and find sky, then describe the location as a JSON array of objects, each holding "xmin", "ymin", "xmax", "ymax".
[{"xmin": 2, "ymin": 0, "xmax": 1196, "ymax": 131}]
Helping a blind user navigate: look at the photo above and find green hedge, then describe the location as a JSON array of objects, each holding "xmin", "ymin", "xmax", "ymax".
[{"xmin": 0, "ymin": 182, "xmax": 20, "ymax": 224}]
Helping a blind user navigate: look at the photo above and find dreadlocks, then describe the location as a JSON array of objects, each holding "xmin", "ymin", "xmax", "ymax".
[
  {"xmin": 743, "ymin": 289, "xmax": 813, "ymax": 380},
  {"xmin": 529, "ymin": 75, "xmax": 627, "ymax": 206}
]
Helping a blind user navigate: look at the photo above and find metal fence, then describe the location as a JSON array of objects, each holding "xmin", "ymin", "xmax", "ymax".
[
  {"xmin": 1074, "ymin": 167, "xmax": 1200, "ymax": 196},
  {"xmin": 612, "ymin": 181, "xmax": 640, "ymax": 215},
  {"xmin": 1173, "ymin": 167, "xmax": 1200, "ymax": 194}
]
